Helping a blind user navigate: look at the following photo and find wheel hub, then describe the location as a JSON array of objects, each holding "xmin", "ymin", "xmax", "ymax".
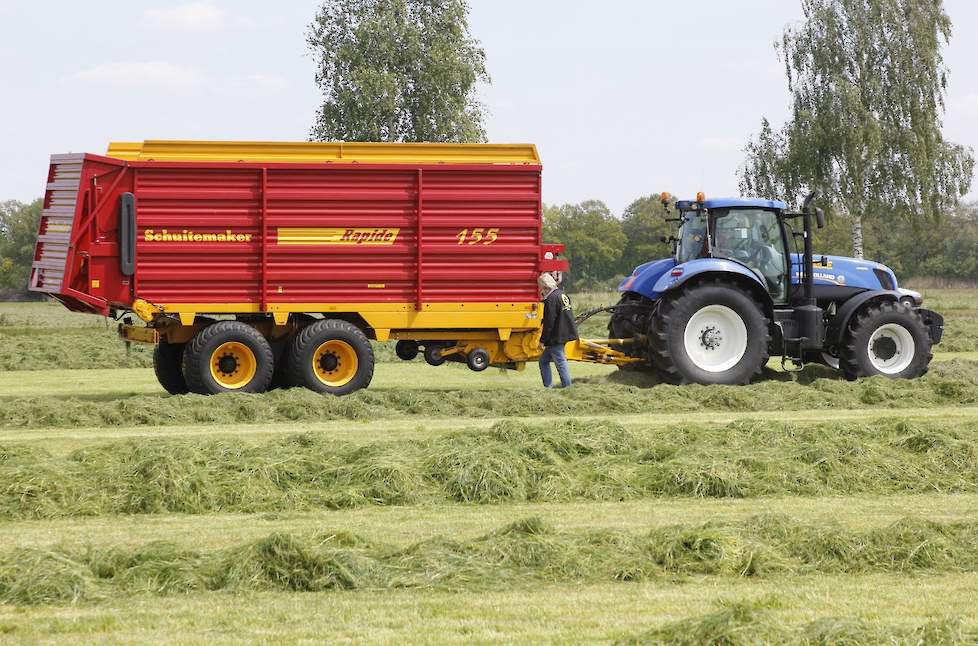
[
  {"xmin": 871, "ymin": 336, "xmax": 898, "ymax": 361},
  {"xmin": 217, "ymin": 354, "xmax": 238, "ymax": 375},
  {"xmin": 699, "ymin": 325, "xmax": 723, "ymax": 351},
  {"xmin": 319, "ymin": 352, "xmax": 340, "ymax": 373}
]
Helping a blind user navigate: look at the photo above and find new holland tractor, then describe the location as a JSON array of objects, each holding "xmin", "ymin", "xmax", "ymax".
[{"xmin": 606, "ymin": 193, "xmax": 944, "ymax": 384}]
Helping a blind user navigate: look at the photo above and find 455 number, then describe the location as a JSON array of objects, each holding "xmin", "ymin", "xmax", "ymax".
[{"xmin": 456, "ymin": 228, "xmax": 499, "ymax": 245}]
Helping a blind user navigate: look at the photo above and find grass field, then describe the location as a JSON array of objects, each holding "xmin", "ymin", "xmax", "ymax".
[{"xmin": 2, "ymin": 291, "xmax": 978, "ymax": 644}]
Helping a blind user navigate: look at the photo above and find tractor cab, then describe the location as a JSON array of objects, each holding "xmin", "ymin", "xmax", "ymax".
[{"xmin": 673, "ymin": 196, "xmax": 791, "ymax": 303}]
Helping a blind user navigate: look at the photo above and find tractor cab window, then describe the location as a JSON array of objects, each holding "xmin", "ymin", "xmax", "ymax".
[
  {"xmin": 712, "ymin": 208, "xmax": 788, "ymax": 302},
  {"xmin": 676, "ymin": 211, "xmax": 709, "ymax": 265}
]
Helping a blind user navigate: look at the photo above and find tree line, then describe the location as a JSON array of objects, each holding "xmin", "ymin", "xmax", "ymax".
[{"xmin": 543, "ymin": 196, "xmax": 978, "ymax": 292}]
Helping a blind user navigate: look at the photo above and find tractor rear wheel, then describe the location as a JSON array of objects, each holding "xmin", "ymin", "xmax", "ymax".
[
  {"xmin": 285, "ymin": 319, "xmax": 374, "ymax": 395},
  {"xmin": 153, "ymin": 340, "xmax": 188, "ymax": 395},
  {"xmin": 839, "ymin": 301, "xmax": 932, "ymax": 380},
  {"xmin": 182, "ymin": 321, "xmax": 275, "ymax": 394},
  {"xmin": 649, "ymin": 280, "xmax": 770, "ymax": 385}
]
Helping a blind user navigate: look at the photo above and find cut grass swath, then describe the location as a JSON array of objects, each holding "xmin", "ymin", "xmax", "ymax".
[
  {"xmin": 3, "ymin": 515, "xmax": 978, "ymax": 605},
  {"xmin": 4, "ymin": 417, "xmax": 978, "ymax": 518}
]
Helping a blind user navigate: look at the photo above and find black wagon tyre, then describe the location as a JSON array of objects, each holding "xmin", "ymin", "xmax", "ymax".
[
  {"xmin": 153, "ymin": 340, "xmax": 188, "ymax": 395},
  {"xmin": 466, "ymin": 348, "xmax": 490, "ymax": 372},
  {"xmin": 285, "ymin": 319, "xmax": 374, "ymax": 395},
  {"xmin": 424, "ymin": 345, "xmax": 447, "ymax": 367},
  {"xmin": 649, "ymin": 280, "xmax": 770, "ymax": 385},
  {"xmin": 182, "ymin": 321, "xmax": 275, "ymax": 395},
  {"xmin": 395, "ymin": 340, "xmax": 420, "ymax": 361},
  {"xmin": 839, "ymin": 301, "xmax": 932, "ymax": 380}
]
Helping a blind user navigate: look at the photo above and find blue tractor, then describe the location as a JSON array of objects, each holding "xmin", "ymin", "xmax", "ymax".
[{"xmin": 607, "ymin": 192, "xmax": 944, "ymax": 384}]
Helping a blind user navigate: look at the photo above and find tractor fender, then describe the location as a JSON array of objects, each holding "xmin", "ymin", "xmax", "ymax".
[
  {"xmin": 618, "ymin": 258, "xmax": 676, "ymax": 299},
  {"xmin": 825, "ymin": 290, "xmax": 902, "ymax": 346},
  {"xmin": 653, "ymin": 259, "xmax": 773, "ymax": 310}
]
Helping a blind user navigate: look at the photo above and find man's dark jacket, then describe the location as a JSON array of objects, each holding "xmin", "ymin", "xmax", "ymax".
[{"xmin": 541, "ymin": 288, "xmax": 579, "ymax": 347}]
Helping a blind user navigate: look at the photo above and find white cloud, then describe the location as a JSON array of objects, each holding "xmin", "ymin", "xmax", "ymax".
[
  {"xmin": 66, "ymin": 61, "xmax": 205, "ymax": 90},
  {"xmin": 141, "ymin": 2, "xmax": 226, "ymax": 30}
]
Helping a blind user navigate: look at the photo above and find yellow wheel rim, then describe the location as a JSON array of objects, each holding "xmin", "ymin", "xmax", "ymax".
[
  {"xmin": 209, "ymin": 342, "xmax": 257, "ymax": 389},
  {"xmin": 313, "ymin": 339, "xmax": 358, "ymax": 387}
]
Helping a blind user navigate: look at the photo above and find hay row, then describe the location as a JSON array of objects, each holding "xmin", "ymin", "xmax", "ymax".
[
  {"xmin": 619, "ymin": 597, "xmax": 976, "ymax": 645},
  {"xmin": 2, "ymin": 515, "xmax": 977, "ymax": 606},
  {"xmin": 3, "ymin": 360, "xmax": 978, "ymax": 430},
  {"xmin": 4, "ymin": 417, "xmax": 978, "ymax": 518}
]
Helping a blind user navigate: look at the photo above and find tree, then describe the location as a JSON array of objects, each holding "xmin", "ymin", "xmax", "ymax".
[
  {"xmin": 307, "ymin": 0, "xmax": 489, "ymax": 143},
  {"xmin": 0, "ymin": 199, "xmax": 42, "ymax": 298},
  {"xmin": 543, "ymin": 200, "xmax": 625, "ymax": 289},
  {"xmin": 740, "ymin": 0, "xmax": 974, "ymax": 258},
  {"xmin": 618, "ymin": 195, "xmax": 673, "ymax": 274}
]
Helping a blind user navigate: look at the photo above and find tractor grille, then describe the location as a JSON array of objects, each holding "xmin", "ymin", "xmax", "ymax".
[{"xmin": 29, "ymin": 154, "xmax": 84, "ymax": 294}]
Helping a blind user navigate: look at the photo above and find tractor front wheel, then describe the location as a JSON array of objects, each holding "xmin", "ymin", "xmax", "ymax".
[
  {"xmin": 839, "ymin": 301, "xmax": 932, "ymax": 380},
  {"xmin": 649, "ymin": 281, "xmax": 770, "ymax": 385}
]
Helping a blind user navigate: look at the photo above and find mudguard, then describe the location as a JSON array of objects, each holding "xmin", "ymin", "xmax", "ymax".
[
  {"xmin": 651, "ymin": 258, "xmax": 769, "ymax": 297},
  {"xmin": 617, "ymin": 258, "xmax": 676, "ymax": 299},
  {"xmin": 825, "ymin": 290, "xmax": 901, "ymax": 345}
]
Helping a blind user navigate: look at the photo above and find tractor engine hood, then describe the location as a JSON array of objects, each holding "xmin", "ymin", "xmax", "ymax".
[{"xmin": 791, "ymin": 253, "xmax": 899, "ymax": 291}]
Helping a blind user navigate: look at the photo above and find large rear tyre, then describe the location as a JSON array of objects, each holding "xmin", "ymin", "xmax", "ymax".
[
  {"xmin": 153, "ymin": 340, "xmax": 188, "ymax": 395},
  {"xmin": 839, "ymin": 301, "xmax": 932, "ymax": 380},
  {"xmin": 182, "ymin": 321, "xmax": 275, "ymax": 395},
  {"xmin": 649, "ymin": 280, "xmax": 770, "ymax": 385},
  {"xmin": 285, "ymin": 319, "xmax": 374, "ymax": 395}
]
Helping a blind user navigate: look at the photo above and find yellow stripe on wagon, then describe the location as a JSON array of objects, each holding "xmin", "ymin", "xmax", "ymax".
[
  {"xmin": 106, "ymin": 140, "xmax": 541, "ymax": 165},
  {"xmin": 276, "ymin": 227, "xmax": 399, "ymax": 246}
]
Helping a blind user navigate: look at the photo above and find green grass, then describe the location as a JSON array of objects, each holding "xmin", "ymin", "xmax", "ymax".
[
  {"xmin": 1, "ymin": 296, "xmax": 977, "ymax": 643},
  {"xmin": 4, "ymin": 515, "xmax": 978, "ymax": 605},
  {"xmin": 3, "ymin": 493, "xmax": 978, "ymax": 551},
  {"xmin": 5, "ymin": 417, "xmax": 978, "ymax": 519},
  {"xmin": 3, "ymin": 359, "xmax": 978, "ymax": 431},
  {"xmin": 0, "ymin": 573, "xmax": 975, "ymax": 644}
]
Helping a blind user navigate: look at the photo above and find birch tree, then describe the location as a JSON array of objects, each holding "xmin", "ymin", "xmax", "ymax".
[{"xmin": 740, "ymin": 0, "xmax": 973, "ymax": 258}]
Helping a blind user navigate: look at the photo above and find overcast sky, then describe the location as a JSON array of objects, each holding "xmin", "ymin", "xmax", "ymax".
[{"xmin": 0, "ymin": 0, "xmax": 975, "ymax": 213}]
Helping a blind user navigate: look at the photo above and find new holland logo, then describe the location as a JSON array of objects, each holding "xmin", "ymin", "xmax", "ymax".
[{"xmin": 277, "ymin": 228, "xmax": 400, "ymax": 246}]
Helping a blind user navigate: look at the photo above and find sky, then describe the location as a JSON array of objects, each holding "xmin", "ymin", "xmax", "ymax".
[{"xmin": 0, "ymin": 0, "xmax": 975, "ymax": 213}]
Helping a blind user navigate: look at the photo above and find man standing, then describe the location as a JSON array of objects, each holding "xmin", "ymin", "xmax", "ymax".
[{"xmin": 538, "ymin": 273, "xmax": 578, "ymax": 388}]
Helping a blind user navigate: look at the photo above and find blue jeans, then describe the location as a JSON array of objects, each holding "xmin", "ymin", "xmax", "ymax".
[{"xmin": 539, "ymin": 345, "xmax": 572, "ymax": 388}]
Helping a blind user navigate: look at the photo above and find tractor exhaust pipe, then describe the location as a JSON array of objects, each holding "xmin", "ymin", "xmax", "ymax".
[
  {"xmin": 801, "ymin": 191, "xmax": 816, "ymax": 307},
  {"xmin": 796, "ymin": 191, "xmax": 824, "ymax": 350}
]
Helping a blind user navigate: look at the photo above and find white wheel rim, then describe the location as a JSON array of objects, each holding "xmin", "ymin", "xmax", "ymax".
[
  {"xmin": 867, "ymin": 323, "xmax": 915, "ymax": 374},
  {"xmin": 821, "ymin": 352, "xmax": 840, "ymax": 370},
  {"xmin": 683, "ymin": 305, "xmax": 749, "ymax": 373}
]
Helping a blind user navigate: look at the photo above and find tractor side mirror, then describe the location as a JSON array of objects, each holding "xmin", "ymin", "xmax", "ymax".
[{"xmin": 815, "ymin": 207, "xmax": 825, "ymax": 229}]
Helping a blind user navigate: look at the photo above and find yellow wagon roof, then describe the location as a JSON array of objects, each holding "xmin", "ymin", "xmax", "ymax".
[{"xmin": 106, "ymin": 140, "xmax": 540, "ymax": 165}]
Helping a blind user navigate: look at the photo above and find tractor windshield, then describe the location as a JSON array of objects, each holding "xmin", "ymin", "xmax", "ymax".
[{"xmin": 676, "ymin": 211, "xmax": 709, "ymax": 264}]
